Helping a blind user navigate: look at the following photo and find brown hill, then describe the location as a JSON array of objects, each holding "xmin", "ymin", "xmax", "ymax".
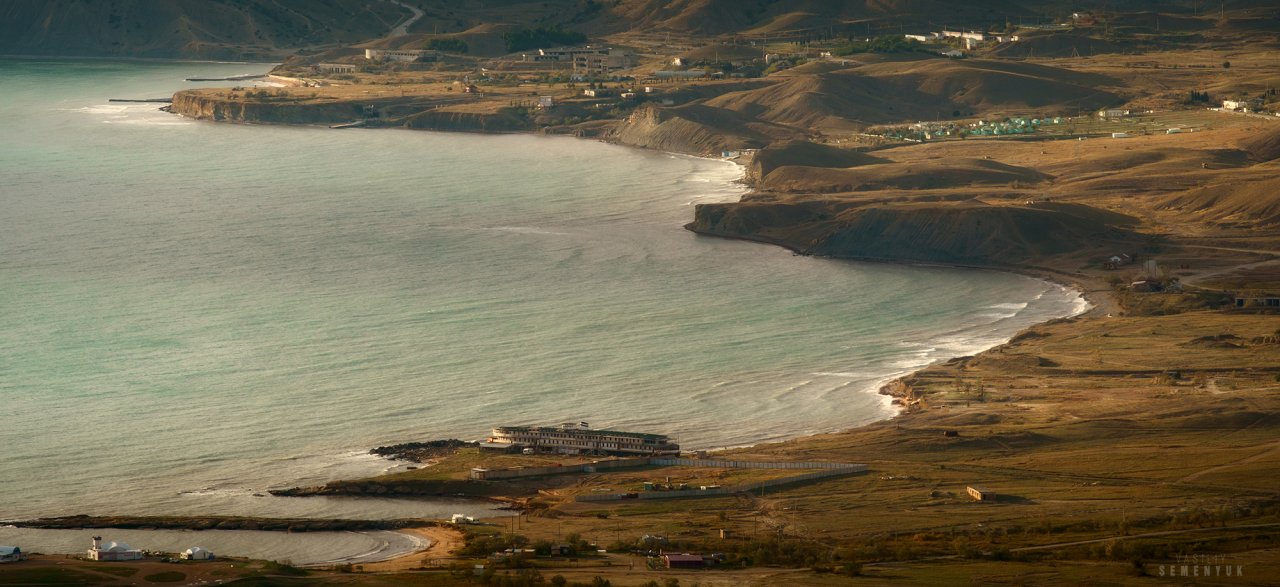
[
  {"xmin": 609, "ymin": 103, "xmax": 803, "ymax": 156},
  {"xmin": 760, "ymin": 158, "xmax": 1052, "ymax": 193},
  {"xmin": 1239, "ymin": 126, "xmax": 1280, "ymax": 163},
  {"xmin": 747, "ymin": 140, "xmax": 885, "ymax": 183},
  {"xmin": 1158, "ymin": 173, "xmax": 1280, "ymax": 228},
  {"xmin": 706, "ymin": 57, "xmax": 1122, "ymax": 130},
  {"xmin": 609, "ymin": 0, "xmax": 1037, "ymax": 35},
  {"xmin": 0, "ymin": 0, "xmax": 408, "ymax": 60}
]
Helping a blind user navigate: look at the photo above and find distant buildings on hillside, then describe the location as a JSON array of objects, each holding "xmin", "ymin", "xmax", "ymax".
[
  {"xmin": 901, "ymin": 30, "xmax": 1020, "ymax": 54},
  {"xmin": 520, "ymin": 46, "xmax": 636, "ymax": 75}
]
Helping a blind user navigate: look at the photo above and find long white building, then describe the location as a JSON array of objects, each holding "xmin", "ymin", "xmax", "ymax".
[{"xmin": 488, "ymin": 422, "xmax": 679, "ymax": 456}]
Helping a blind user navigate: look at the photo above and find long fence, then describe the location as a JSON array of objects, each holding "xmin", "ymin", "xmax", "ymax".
[
  {"xmin": 575, "ymin": 465, "xmax": 867, "ymax": 502},
  {"xmin": 466, "ymin": 456, "xmax": 866, "ymax": 501},
  {"xmin": 471, "ymin": 458, "xmax": 651, "ymax": 480}
]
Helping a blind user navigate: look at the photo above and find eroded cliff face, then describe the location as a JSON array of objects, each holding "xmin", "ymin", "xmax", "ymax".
[
  {"xmin": 170, "ymin": 91, "xmax": 366, "ymax": 125},
  {"xmin": 401, "ymin": 109, "xmax": 533, "ymax": 133},
  {"xmin": 689, "ymin": 200, "xmax": 1142, "ymax": 266},
  {"xmin": 609, "ymin": 104, "xmax": 793, "ymax": 157}
]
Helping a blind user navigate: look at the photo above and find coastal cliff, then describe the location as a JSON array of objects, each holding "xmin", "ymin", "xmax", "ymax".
[
  {"xmin": 688, "ymin": 200, "xmax": 1142, "ymax": 266},
  {"xmin": 170, "ymin": 91, "xmax": 367, "ymax": 125}
]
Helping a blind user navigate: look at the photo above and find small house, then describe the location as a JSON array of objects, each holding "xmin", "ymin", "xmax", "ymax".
[
  {"xmin": 1099, "ymin": 108, "xmax": 1129, "ymax": 119},
  {"xmin": 0, "ymin": 546, "xmax": 20, "ymax": 563},
  {"xmin": 663, "ymin": 553, "xmax": 706, "ymax": 569},
  {"xmin": 967, "ymin": 486, "xmax": 995, "ymax": 501},
  {"xmin": 1223, "ymin": 100, "xmax": 1242, "ymax": 111},
  {"xmin": 1111, "ymin": 132, "xmax": 1130, "ymax": 138},
  {"xmin": 583, "ymin": 88, "xmax": 614, "ymax": 98},
  {"xmin": 941, "ymin": 50, "xmax": 965, "ymax": 58},
  {"xmin": 181, "ymin": 547, "xmax": 214, "ymax": 561},
  {"xmin": 537, "ymin": 96, "xmax": 554, "ymax": 109}
]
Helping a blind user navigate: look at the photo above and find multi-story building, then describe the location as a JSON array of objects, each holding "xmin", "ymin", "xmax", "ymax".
[{"xmin": 488, "ymin": 422, "xmax": 680, "ymax": 456}]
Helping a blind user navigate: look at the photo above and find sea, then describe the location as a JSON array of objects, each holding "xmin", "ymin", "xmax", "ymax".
[{"xmin": 0, "ymin": 59, "xmax": 1086, "ymax": 560}]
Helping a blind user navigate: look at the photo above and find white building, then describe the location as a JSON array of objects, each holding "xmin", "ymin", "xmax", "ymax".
[
  {"xmin": 488, "ymin": 422, "xmax": 680, "ymax": 456},
  {"xmin": 87, "ymin": 537, "xmax": 143, "ymax": 561},
  {"xmin": 573, "ymin": 48, "xmax": 635, "ymax": 75},
  {"xmin": 1222, "ymin": 100, "xmax": 1243, "ymax": 111},
  {"xmin": 364, "ymin": 49, "xmax": 433, "ymax": 62},
  {"xmin": 0, "ymin": 546, "xmax": 20, "ymax": 563},
  {"xmin": 1099, "ymin": 108, "xmax": 1130, "ymax": 118},
  {"xmin": 943, "ymin": 30, "xmax": 987, "ymax": 42},
  {"xmin": 904, "ymin": 34, "xmax": 932, "ymax": 42},
  {"xmin": 182, "ymin": 547, "xmax": 214, "ymax": 560},
  {"xmin": 315, "ymin": 63, "xmax": 357, "ymax": 74}
]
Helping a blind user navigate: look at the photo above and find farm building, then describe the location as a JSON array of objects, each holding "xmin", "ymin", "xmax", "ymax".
[{"xmin": 968, "ymin": 486, "xmax": 996, "ymax": 501}]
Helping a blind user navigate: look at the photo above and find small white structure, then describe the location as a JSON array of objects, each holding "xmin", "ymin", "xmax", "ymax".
[
  {"xmin": 1111, "ymin": 132, "xmax": 1130, "ymax": 138},
  {"xmin": 1099, "ymin": 108, "xmax": 1130, "ymax": 119},
  {"xmin": 182, "ymin": 547, "xmax": 214, "ymax": 561},
  {"xmin": 0, "ymin": 546, "xmax": 21, "ymax": 563},
  {"xmin": 904, "ymin": 34, "xmax": 932, "ymax": 42},
  {"xmin": 941, "ymin": 50, "xmax": 965, "ymax": 58},
  {"xmin": 537, "ymin": 96, "xmax": 554, "ymax": 109},
  {"xmin": 1222, "ymin": 100, "xmax": 1243, "ymax": 111},
  {"xmin": 87, "ymin": 536, "xmax": 143, "ymax": 561}
]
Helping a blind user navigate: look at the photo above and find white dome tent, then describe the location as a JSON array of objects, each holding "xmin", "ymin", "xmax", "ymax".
[{"xmin": 182, "ymin": 547, "xmax": 214, "ymax": 560}]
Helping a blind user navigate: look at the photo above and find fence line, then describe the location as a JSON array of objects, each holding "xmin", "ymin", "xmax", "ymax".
[
  {"xmin": 574, "ymin": 465, "xmax": 866, "ymax": 502},
  {"xmin": 471, "ymin": 457, "xmax": 863, "ymax": 481}
]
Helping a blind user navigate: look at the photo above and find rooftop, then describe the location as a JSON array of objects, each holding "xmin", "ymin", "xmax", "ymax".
[{"xmin": 495, "ymin": 425, "xmax": 672, "ymax": 441}]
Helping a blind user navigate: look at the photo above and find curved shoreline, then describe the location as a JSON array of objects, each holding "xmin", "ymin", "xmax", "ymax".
[{"xmin": 156, "ymin": 79, "xmax": 1097, "ymax": 489}]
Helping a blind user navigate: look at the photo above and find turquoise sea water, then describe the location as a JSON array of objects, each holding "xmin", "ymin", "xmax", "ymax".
[{"xmin": 0, "ymin": 59, "xmax": 1086, "ymax": 523}]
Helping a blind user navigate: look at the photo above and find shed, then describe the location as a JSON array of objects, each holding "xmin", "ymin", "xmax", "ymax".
[
  {"xmin": 663, "ymin": 553, "xmax": 706, "ymax": 569},
  {"xmin": 0, "ymin": 546, "xmax": 20, "ymax": 563},
  {"xmin": 182, "ymin": 547, "xmax": 214, "ymax": 560},
  {"xmin": 967, "ymin": 486, "xmax": 995, "ymax": 501}
]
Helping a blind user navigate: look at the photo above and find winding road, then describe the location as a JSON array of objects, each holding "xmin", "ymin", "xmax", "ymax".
[{"xmin": 387, "ymin": 0, "xmax": 425, "ymax": 37}]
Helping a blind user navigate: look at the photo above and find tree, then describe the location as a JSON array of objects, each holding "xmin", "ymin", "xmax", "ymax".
[{"xmin": 1223, "ymin": 60, "xmax": 1231, "ymax": 69}]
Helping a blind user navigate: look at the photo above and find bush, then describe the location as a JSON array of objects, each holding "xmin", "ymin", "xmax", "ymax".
[
  {"xmin": 427, "ymin": 38, "xmax": 469, "ymax": 53},
  {"xmin": 503, "ymin": 27, "xmax": 587, "ymax": 53},
  {"xmin": 835, "ymin": 35, "xmax": 921, "ymax": 55}
]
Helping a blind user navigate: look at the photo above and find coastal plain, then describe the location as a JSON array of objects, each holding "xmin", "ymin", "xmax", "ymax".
[{"xmin": 6, "ymin": 1, "xmax": 1280, "ymax": 585}]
